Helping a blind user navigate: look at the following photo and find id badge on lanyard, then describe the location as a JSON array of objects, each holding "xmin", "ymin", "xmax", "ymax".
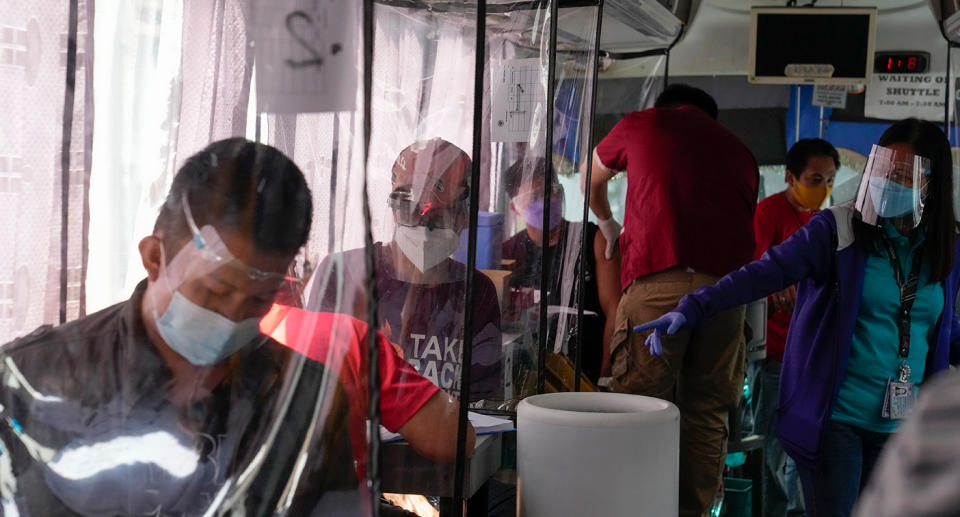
[
  {"xmin": 882, "ymin": 363, "xmax": 916, "ymax": 420},
  {"xmin": 879, "ymin": 237, "xmax": 923, "ymax": 420}
]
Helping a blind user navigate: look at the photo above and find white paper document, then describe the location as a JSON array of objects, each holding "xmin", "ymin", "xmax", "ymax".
[
  {"xmin": 467, "ymin": 412, "xmax": 515, "ymax": 434},
  {"xmin": 491, "ymin": 58, "xmax": 546, "ymax": 143},
  {"xmin": 379, "ymin": 411, "xmax": 515, "ymax": 443},
  {"xmin": 251, "ymin": 0, "xmax": 358, "ymax": 113}
]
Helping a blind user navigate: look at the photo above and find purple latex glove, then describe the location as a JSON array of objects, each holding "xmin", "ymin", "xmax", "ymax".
[{"xmin": 632, "ymin": 312, "xmax": 687, "ymax": 356}]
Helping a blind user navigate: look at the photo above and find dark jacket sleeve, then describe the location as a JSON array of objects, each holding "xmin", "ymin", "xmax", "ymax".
[
  {"xmin": 676, "ymin": 210, "xmax": 837, "ymax": 327},
  {"xmin": 287, "ymin": 372, "xmax": 363, "ymax": 514},
  {"xmin": 247, "ymin": 359, "xmax": 361, "ymax": 515}
]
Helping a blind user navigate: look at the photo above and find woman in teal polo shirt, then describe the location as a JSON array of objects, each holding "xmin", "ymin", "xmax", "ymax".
[{"xmin": 636, "ymin": 118, "xmax": 960, "ymax": 517}]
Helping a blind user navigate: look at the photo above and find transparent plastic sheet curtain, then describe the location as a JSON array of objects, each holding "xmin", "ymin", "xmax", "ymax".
[
  {"xmin": 86, "ymin": 0, "xmax": 184, "ymax": 313},
  {"xmin": 258, "ymin": 1, "xmax": 605, "ymax": 512},
  {"xmin": 503, "ymin": 51, "xmax": 666, "ymax": 396},
  {"xmin": 87, "ymin": 0, "xmax": 256, "ymax": 313},
  {"xmin": 245, "ymin": 1, "xmax": 490, "ymax": 513},
  {"xmin": 1, "ymin": 2, "xmax": 367, "ymax": 516},
  {"xmin": 484, "ymin": 3, "xmax": 604, "ymax": 405},
  {"xmin": 1, "ymin": 144, "xmax": 364, "ymax": 515},
  {"xmin": 574, "ymin": 55, "xmax": 665, "ymax": 226},
  {"xmin": 0, "ymin": 1, "xmax": 657, "ymax": 515},
  {"xmin": 293, "ymin": 2, "xmax": 494, "ymax": 511},
  {"xmin": 604, "ymin": 0, "xmax": 681, "ymax": 48},
  {"xmin": 0, "ymin": 0, "xmax": 92, "ymax": 344}
]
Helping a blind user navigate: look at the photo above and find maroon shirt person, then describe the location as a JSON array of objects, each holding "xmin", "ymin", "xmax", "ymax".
[{"xmin": 588, "ymin": 84, "xmax": 759, "ymax": 516}]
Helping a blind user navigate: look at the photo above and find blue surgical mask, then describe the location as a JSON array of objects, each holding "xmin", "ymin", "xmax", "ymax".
[
  {"xmin": 522, "ymin": 198, "xmax": 563, "ymax": 231},
  {"xmin": 868, "ymin": 176, "xmax": 918, "ymax": 218},
  {"xmin": 157, "ymin": 291, "xmax": 262, "ymax": 366}
]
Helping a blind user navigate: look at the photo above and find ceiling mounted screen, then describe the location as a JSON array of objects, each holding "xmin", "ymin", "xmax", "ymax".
[{"xmin": 748, "ymin": 7, "xmax": 876, "ymax": 85}]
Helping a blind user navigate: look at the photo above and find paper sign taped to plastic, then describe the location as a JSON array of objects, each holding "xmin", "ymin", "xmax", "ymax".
[
  {"xmin": 252, "ymin": 0, "xmax": 358, "ymax": 113},
  {"xmin": 812, "ymin": 85, "xmax": 848, "ymax": 109},
  {"xmin": 491, "ymin": 58, "xmax": 546, "ymax": 143}
]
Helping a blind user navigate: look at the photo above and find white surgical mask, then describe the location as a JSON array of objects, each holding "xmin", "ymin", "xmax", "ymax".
[
  {"xmin": 394, "ymin": 225, "xmax": 460, "ymax": 272},
  {"xmin": 156, "ymin": 290, "xmax": 262, "ymax": 366}
]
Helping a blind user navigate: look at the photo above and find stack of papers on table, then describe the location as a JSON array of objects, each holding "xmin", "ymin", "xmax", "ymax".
[
  {"xmin": 379, "ymin": 411, "xmax": 515, "ymax": 443},
  {"xmin": 468, "ymin": 411, "xmax": 514, "ymax": 434}
]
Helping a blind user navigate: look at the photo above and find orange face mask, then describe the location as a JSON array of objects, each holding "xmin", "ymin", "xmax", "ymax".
[{"xmin": 791, "ymin": 181, "xmax": 831, "ymax": 210}]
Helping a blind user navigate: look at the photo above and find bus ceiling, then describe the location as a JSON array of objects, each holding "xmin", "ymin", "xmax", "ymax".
[{"xmin": 595, "ymin": 0, "xmax": 951, "ymax": 79}]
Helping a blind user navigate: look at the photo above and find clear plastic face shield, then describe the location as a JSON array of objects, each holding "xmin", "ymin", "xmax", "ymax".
[
  {"xmin": 389, "ymin": 139, "xmax": 471, "ymax": 273},
  {"xmin": 512, "ymin": 182, "xmax": 565, "ymax": 232},
  {"xmin": 855, "ymin": 144, "xmax": 932, "ymax": 229},
  {"xmin": 1, "ymin": 166, "xmax": 358, "ymax": 516},
  {"xmin": 151, "ymin": 195, "xmax": 301, "ymax": 366}
]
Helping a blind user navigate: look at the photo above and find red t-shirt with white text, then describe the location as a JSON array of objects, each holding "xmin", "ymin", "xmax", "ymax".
[{"xmin": 260, "ymin": 304, "xmax": 439, "ymax": 480}]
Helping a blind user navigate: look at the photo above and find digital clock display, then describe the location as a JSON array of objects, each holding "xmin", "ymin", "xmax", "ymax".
[{"xmin": 874, "ymin": 52, "xmax": 929, "ymax": 74}]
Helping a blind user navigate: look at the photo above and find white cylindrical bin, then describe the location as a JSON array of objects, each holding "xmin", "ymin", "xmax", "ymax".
[{"xmin": 517, "ymin": 392, "xmax": 680, "ymax": 517}]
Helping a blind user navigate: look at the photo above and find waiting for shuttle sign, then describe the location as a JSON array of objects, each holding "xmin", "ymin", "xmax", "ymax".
[{"xmin": 865, "ymin": 73, "xmax": 951, "ymax": 122}]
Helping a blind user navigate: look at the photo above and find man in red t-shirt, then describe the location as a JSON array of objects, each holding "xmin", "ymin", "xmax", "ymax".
[
  {"xmin": 753, "ymin": 139, "xmax": 837, "ymax": 517},
  {"xmin": 260, "ymin": 304, "xmax": 475, "ymax": 482},
  {"xmin": 588, "ymin": 84, "xmax": 759, "ymax": 516}
]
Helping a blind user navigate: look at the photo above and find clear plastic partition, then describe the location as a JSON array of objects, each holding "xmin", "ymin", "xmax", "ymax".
[
  {"xmin": 2, "ymin": 142, "xmax": 364, "ymax": 513},
  {"xmin": 1, "ymin": 1, "xmax": 366, "ymax": 515},
  {"xmin": 585, "ymin": 55, "xmax": 665, "ymax": 223},
  {"xmin": 270, "ymin": 1, "xmax": 496, "ymax": 512},
  {"xmin": 486, "ymin": 5, "xmax": 605, "ymax": 406},
  {"xmin": 0, "ymin": 0, "xmax": 650, "ymax": 514}
]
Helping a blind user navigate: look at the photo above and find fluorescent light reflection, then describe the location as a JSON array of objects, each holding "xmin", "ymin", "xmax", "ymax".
[{"xmin": 48, "ymin": 431, "xmax": 199, "ymax": 481}]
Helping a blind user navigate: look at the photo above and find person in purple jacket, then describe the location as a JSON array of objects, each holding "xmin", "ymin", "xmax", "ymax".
[{"xmin": 636, "ymin": 118, "xmax": 960, "ymax": 517}]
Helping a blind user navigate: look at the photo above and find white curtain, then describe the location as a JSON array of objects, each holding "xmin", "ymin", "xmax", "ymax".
[
  {"xmin": 87, "ymin": 0, "xmax": 253, "ymax": 312},
  {"xmin": 0, "ymin": 0, "xmax": 93, "ymax": 342},
  {"xmin": 87, "ymin": 0, "xmax": 183, "ymax": 312}
]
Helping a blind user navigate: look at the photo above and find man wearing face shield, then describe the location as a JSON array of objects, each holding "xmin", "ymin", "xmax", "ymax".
[
  {"xmin": 502, "ymin": 157, "xmax": 621, "ymax": 383},
  {"xmin": 308, "ymin": 138, "xmax": 502, "ymax": 404},
  {"xmin": 634, "ymin": 118, "xmax": 960, "ymax": 517},
  {"xmin": 0, "ymin": 139, "xmax": 359, "ymax": 516}
]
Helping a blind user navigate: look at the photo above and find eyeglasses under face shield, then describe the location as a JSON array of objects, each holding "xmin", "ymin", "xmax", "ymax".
[
  {"xmin": 167, "ymin": 195, "xmax": 303, "ymax": 296},
  {"xmin": 388, "ymin": 187, "xmax": 468, "ymax": 230},
  {"xmin": 854, "ymin": 144, "xmax": 932, "ymax": 229}
]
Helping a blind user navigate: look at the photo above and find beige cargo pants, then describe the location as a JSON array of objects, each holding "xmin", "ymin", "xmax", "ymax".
[{"xmin": 611, "ymin": 267, "xmax": 746, "ymax": 517}]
